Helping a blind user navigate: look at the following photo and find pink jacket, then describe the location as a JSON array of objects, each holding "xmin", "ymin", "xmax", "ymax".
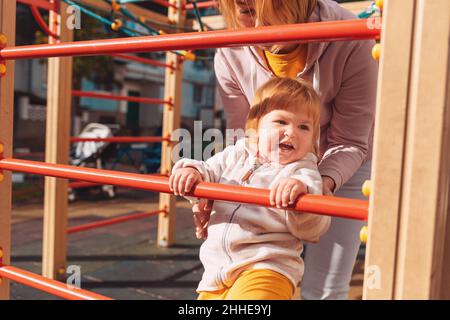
[
  {"xmin": 215, "ymin": 0, "xmax": 378, "ymax": 191},
  {"xmin": 173, "ymin": 138, "xmax": 330, "ymax": 293}
]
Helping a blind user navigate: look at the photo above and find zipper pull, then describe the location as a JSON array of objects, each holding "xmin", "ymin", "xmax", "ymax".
[{"xmin": 241, "ymin": 162, "xmax": 261, "ymax": 183}]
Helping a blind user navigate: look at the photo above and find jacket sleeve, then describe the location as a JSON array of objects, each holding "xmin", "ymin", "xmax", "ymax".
[
  {"xmin": 215, "ymin": 49, "xmax": 251, "ymax": 131},
  {"xmin": 318, "ymin": 40, "xmax": 378, "ymax": 191},
  {"xmin": 285, "ymin": 165, "xmax": 331, "ymax": 243}
]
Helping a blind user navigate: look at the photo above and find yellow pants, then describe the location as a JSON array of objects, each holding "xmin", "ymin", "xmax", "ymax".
[{"xmin": 197, "ymin": 269, "xmax": 293, "ymax": 300}]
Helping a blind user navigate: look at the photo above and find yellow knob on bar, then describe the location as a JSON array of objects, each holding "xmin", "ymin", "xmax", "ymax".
[
  {"xmin": 0, "ymin": 33, "xmax": 7, "ymax": 46},
  {"xmin": 111, "ymin": 0, "xmax": 121, "ymax": 12},
  {"xmin": 182, "ymin": 51, "xmax": 196, "ymax": 61},
  {"xmin": 375, "ymin": 0, "xmax": 384, "ymax": 11},
  {"xmin": 372, "ymin": 43, "xmax": 381, "ymax": 61},
  {"xmin": 362, "ymin": 180, "xmax": 371, "ymax": 197},
  {"xmin": 360, "ymin": 226, "xmax": 368, "ymax": 243},
  {"xmin": 111, "ymin": 19, "xmax": 123, "ymax": 32},
  {"xmin": 0, "ymin": 143, "xmax": 4, "ymax": 154},
  {"xmin": 0, "ymin": 63, "xmax": 6, "ymax": 76}
]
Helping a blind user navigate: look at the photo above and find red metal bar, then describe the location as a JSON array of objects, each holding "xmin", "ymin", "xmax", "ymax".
[
  {"xmin": 69, "ymin": 174, "xmax": 168, "ymax": 189},
  {"xmin": 67, "ymin": 209, "xmax": 163, "ymax": 234},
  {"xmin": 0, "ymin": 19, "xmax": 381, "ymax": 60},
  {"xmin": 17, "ymin": 0, "xmax": 55, "ymax": 11},
  {"xmin": 69, "ymin": 181, "xmax": 102, "ymax": 189},
  {"xmin": 0, "ymin": 265, "xmax": 112, "ymax": 300},
  {"xmin": 72, "ymin": 90, "xmax": 172, "ymax": 106},
  {"xmin": 70, "ymin": 136, "xmax": 168, "ymax": 143},
  {"xmin": 185, "ymin": 1, "xmax": 217, "ymax": 10},
  {"xmin": 30, "ymin": 5, "xmax": 58, "ymax": 38},
  {"xmin": 0, "ymin": 158, "xmax": 369, "ymax": 220},
  {"xmin": 111, "ymin": 53, "xmax": 175, "ymax": 70}
]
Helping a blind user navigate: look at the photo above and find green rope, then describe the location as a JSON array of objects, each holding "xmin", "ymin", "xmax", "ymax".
[{"xmin": 190, "ymin": 1, "xmax": 205, "ymax": 32}]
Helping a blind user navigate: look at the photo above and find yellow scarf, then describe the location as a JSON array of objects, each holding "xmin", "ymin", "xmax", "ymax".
[{"xmin": 263, "ymin": 45, "xmax": 307, "ymax": 79}]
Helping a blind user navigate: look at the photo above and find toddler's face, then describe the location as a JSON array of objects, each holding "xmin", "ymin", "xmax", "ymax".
[{"xmin": 257, "ymin": 109, "xmax": 314, "ymax": 165}]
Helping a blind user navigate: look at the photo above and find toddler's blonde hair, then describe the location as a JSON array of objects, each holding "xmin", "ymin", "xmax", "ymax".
[{"xmin": 245, "ymin": 77, "xmax": 321, "ymax": 156}]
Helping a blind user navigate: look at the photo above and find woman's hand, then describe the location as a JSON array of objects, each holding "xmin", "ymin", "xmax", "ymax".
[
  {"xmin": 169, "ymin": 167, "xmax": 203, "ymax": 196},
  {"xmin": 322, "ymin": 176, "xmax": 336, "ymax": 196},
  {"xmin": 192, "ymin": 199, "xmax": 214, "ymax": 240},
  {"xmin": 270, "ymin": 178, "xmax": 308, "ymax": 208}
]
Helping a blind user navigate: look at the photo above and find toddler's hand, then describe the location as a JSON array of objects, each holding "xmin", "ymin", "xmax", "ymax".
[
  {"xmin": 270, "ymin": 178, "xmax": 308, "ymax": 208},
  {"xmin": 169, "ymin": 167, "xmax": 203, "ymax": 196}
]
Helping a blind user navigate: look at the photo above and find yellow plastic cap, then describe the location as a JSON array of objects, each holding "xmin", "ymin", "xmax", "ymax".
[
  {"xmin": 0, "ymin": 63, "xmax": 6, "ymax": 75},
  {"xmin": 362, "ymin": 180, "xmax": 371, "ymax": 197},
  {"xmin": 182, "ymin": 51, "xmax": 196, "ymax": 61},
  {"xmin": 375, "ymin": 0, "xmax": 384, "ymax": 11},
  {"xmin": 372, "ymin": 43, "xmax": 381, "ymax": 61},
  {"xmin": 360, "ymin": 226, "xmax": 368, "ymax": 243},
  {"xmin": 111, "ymin": 20, "xmax": 123, "ymax": 31},
  {"xmin": 0, "ymin": 33, "xmax": 6, "ymax": 46}
]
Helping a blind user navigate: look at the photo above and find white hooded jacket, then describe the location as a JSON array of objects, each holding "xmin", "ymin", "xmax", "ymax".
[{"xmin": 172, "ymin": 138, "xmax": 331, "ymax": 293}]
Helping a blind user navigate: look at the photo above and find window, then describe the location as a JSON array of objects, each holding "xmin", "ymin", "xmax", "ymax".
[{"xmin": 193, "ymin": 84, "xmax": 203, "ymax": 104}]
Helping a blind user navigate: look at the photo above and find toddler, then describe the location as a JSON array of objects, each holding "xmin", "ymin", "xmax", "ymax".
[{"xmin": 169, "ymin": 77, "xmax": 330, "ymax": 300}]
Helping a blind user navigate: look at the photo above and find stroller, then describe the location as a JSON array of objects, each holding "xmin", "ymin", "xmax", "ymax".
[{"xmin": 69, "ymin": 123, "xmax": 117, "ymax": 201}]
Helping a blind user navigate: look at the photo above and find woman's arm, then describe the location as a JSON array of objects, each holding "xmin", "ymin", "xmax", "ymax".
[
  {"xmin": 318, "ymin": 40, "xmax": 378, "ymax": 192},
  {"xmin": 215, "ymin": 49, "xmax": 251, "ymax": 131}
]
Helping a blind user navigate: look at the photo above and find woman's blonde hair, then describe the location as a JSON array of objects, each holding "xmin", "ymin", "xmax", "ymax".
[
  {"xmin": 245, "ymin": 77, "xmax": 321, "ymax": 156},
  {"xmin": 217, "ymin": 0, "xmax": 318, "ymax": 29}
]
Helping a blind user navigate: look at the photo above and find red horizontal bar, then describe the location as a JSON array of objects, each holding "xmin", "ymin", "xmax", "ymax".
[
  {"xmin": 0, "ymin": 265, "xmax": 112, "ymax": 300},
  {"xmin": 185, "ymin": 1, "xmax": 217, "ymax": 10},
  {"xmin": 111, "ymin": 53, "xmax": 175, "ymax": 70},
  {"xmin": 67, "ymin": 209, "xmax": 163, "ymax": 234},
  {"xmin": 69, "ymin": 174, "xmax": 168, "ymax": 189},
  {"xmin": 69, "ymin": 181, "xmax": 102, "ymax": 189},
  {"xmin": 0, "ymin": 158, "xmax": 368, "ymax": 220},
  {"xmin": 70, "ymin": 136, "xmax": 168, "ymax": 143},
  {"xmin": 17, "ymin": 0, "xmax": 55, "ymax": 11},
  {"xmin": 0, "ymin": 19, "xmax": 380, "ymax": 60},
  {"xmin": 72, "ymin": 90, "xmax": 172, "ymax": 106}
]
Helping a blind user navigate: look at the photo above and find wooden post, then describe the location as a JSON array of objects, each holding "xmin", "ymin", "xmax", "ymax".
[
  {"xmin": 363, "ymin": 0, "xmax": 416, "ymax": 300},
  {"xmin": 364, "ymin": 0, "xmax": 450, "ymax": 299},
  {"xmin": 42, "ymin": 0, "xmax": 74, "ymax": 279},
  {"xmin": 0, "ymin": 0, "xmax": 16, "ymax": 300},
  {"xmin": 394, "ymin": 0, "xmax": 450, "ymax": 299},
  {"xmin": 158, "ymin": 0, "xmax": 186, "ymax": 247}
]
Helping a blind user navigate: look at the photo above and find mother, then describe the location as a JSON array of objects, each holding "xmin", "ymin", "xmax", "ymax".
[{"xmin": 194, "ymin": 0, "xmax": 378, "ymax": 300}]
